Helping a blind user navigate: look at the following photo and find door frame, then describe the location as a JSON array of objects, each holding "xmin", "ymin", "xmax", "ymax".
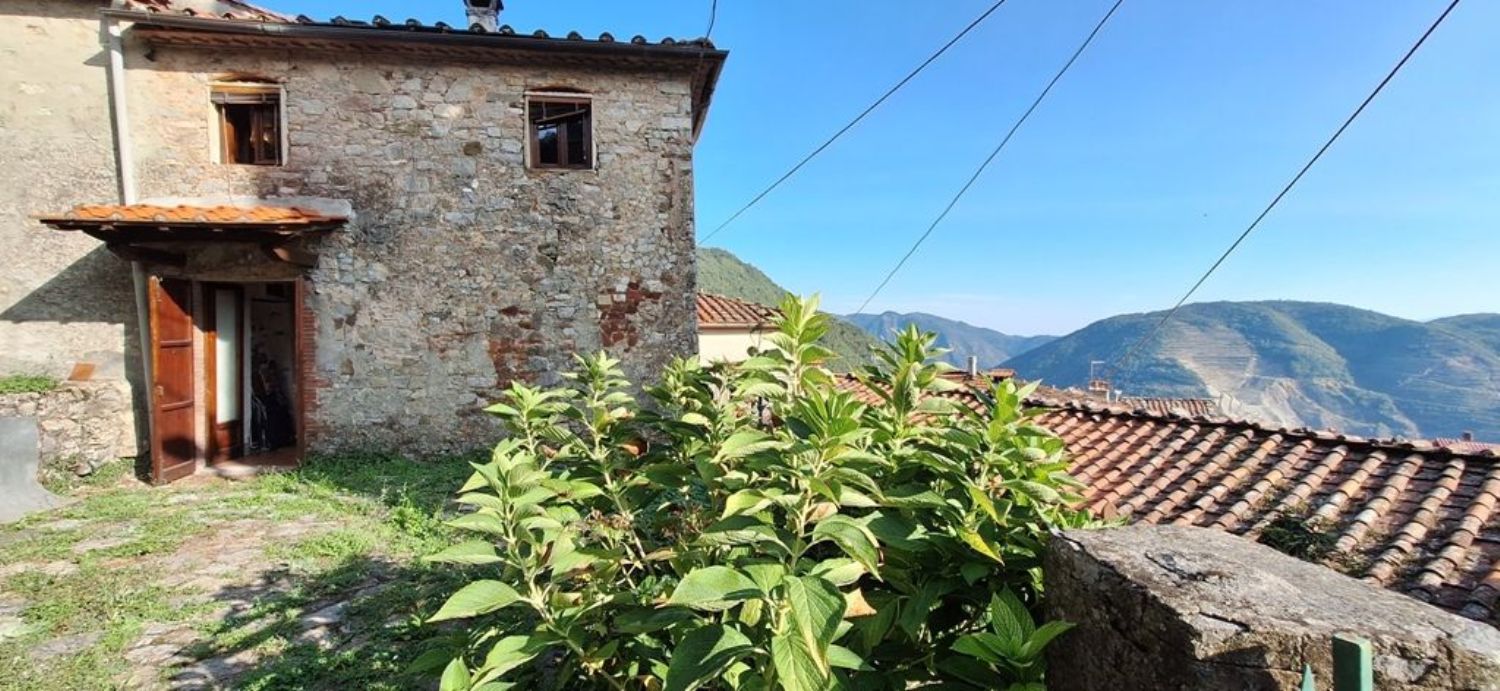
[
  {"xmin": 203, "ymin": 283, "xmax": 246, "ymax": 463},
  {"xmin": 145, "ymin": 275, "xmax": 309, "ymax": 483}
]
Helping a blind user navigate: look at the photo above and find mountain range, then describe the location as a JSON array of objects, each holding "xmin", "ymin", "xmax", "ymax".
[
  {"xmin": 843, "ymin": 312, "xmax": 1056, "ymax": 369},
  {"xmin": 1004, "ymin": 302, "xmax": 1500, "ymax": 441},
  {"xmin": 698, "ymin": 247, "xmax": 1500, "ymax": 441}
]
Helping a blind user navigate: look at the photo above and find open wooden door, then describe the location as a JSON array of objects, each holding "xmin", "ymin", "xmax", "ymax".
[{"xmin": 150, "ymin": 277, "xmax": 198, "ymax": 484}]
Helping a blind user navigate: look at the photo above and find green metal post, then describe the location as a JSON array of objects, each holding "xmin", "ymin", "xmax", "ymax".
[
  {"xmin": 1300, "ymin": 664, "xmax": 1317, "ymax": 691},
  {"xmin": 1332, "ymin": 634, "xmax": 1374, "ymax": 691}
]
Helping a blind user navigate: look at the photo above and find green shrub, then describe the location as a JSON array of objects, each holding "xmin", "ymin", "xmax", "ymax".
[
  {"xmin": 426, "ymin": 296, "xmax": 1092, "ymax": 690},
  {"xmin": 0, "ymin": 374, "xmax": 60, "ymax": 395}
]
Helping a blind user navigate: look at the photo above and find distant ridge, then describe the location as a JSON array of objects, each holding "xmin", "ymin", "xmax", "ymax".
[
  {"xmin": 844, "ymin": 311, "xmax": 1055, "ymax": 368},
  {"xmin": 1004, "ymin": 301, "xmax": 1500, "ymax": 441}
]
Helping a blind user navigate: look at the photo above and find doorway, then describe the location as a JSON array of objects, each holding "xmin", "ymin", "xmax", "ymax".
[
  {"xmin": 147, "ymin": 277, "xmax": 302, "ymax": 482},
  {"xmin": 204, "ymin": 281, "xmax": 300, "ymax": 465}
]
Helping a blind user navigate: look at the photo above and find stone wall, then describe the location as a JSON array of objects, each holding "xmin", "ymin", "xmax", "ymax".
[
  {"xmin": 0, "ymin": 381, "xmax": 137, "ymax": 480},
  {"xmin": 0, "ymin": 1, "xmax": 140, "ymax": 381},
  {"xmin": 117, "ymin": 33, "xmax": 702, "ymax": 455},
  {"xmin": 1045, "ymin": 525, "xmax": 1500, "ymax": 690}
]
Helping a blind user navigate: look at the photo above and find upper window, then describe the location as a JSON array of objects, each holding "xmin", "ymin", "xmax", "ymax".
[
  {"xmin": 212, "ymin": 85, "xmax": 282, "ymax": 166},
  {"xmin": 528, "ymin": 96, "xmax": 592, "ymax": 170}
]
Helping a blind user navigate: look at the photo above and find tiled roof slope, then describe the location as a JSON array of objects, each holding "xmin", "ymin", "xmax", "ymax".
[
  {"xmin": 1036, "ymin": 399, "xmax": 1500, "ymax": 624},
  {"xmin": 697, "ymin": 293, "xmax": 777, "ymax": 330},
  {"xmin": 829, "ymin": 374, "xmax": 1500, "ymax": 624},
  {"xmin": 40, "ymin": 204, "xmax": 345, "ymax": 225}
]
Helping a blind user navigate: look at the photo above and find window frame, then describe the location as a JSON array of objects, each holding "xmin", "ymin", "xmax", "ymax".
[
  {"xmin": 209, "ymin": 82, "xmax": 287, "ymax": 167},
  {"xmin": 525, "ymin": 91, "xmax": 595, "ymax": 171}
]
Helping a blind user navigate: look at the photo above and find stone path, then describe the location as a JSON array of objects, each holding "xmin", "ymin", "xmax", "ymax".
[{"xmin": 0, "ymin": 482, "xmax": 407, "ymax": 690}]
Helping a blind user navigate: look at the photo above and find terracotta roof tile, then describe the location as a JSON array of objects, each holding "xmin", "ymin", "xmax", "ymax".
[
  {"xmin": 830, "ymin": 373, "xmax": 1500, "ymax": 625},
  {"xmin": 43, "ymin": 204, "xmax": 345, "ymax": 226},
  {"xmin": 1115, "ymin": 396, "xmax": 1219, "ymax": 417},
  {"xmin": 1436, "ymin": 438, "xmax": 1500, "ymax": 455},
  {"xmin": 696, "ymin": 293, "xmax": 778, "ymax": 330},
  {"xmin": 125, "ymin": 0, "xmax": 289, "ymax": 22}
]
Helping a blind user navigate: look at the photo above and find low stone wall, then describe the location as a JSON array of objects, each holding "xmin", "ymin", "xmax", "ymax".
[
  {"xmin": 0, "ymin": 380, "xmax": 136, "ymax": 478},
  {"xmin": 1045, "ymin": 524, "xmax": 1500, "ymax": 690}
]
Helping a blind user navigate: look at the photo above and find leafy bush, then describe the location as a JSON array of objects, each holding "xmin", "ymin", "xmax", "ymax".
[
  {"xmin": 426, "ymin": 296, "xmax": 1092, "ymax": 690},
  {"xmin": 0, "ymin": 374, "xmax": 60, "ymax": 395}
]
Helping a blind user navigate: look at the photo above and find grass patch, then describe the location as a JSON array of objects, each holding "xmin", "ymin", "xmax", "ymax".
[
  {"xmin": 0, "ymin": 453, "xmax": 477, "ymax": 690},
  {"xmin": 39, "ymin": 459, "xmax": 134, "ymax": 495},
  {"xmin": 1258, "ymin": 509, "xmax": 1338, "ymax": 561},
  {"xmin": 0, "ymin": 375, "xmax": 59, "ymax": 395}
]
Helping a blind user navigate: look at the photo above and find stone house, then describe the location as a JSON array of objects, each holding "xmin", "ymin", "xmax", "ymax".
[{"xmin": 3, "ymin": 0, "xmax": 726, "ymax": 483}]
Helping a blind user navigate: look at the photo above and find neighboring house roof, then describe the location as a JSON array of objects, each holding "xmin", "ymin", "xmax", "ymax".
[
  {"xmin": 1436, "ymin": 438, "xmax": 1500, "ymax": 455},
  {"xmin": 832, "ymin": 373, "xmax": 1500, "ymax": 624},
  {"xmin": 1114, "ymin": 396, "xmax": 1220, "ymax": 418},
  {"xmin": 696, "ymin": 294, "xmax": 777, "ymax": 331},
  {"xmin": 123, "ymin": 0, "xmax": 289, "ymax": 22},
  {"xmin": 1036, "ymin": 396, "xmax": 1500, "ymax": 622}
]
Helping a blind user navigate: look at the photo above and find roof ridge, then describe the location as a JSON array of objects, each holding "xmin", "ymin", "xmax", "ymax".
[{"xmin": 1029, "ymin": 394, "xmax": 1499, "ymax": 462}]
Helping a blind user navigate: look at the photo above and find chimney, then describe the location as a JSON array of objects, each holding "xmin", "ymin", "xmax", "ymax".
[
  {"xmin": 967, "ymin": 356, "xmax": 979, "ymax": 379},
  {"xmin": 1463, "ymin": 431, "xmax": 1475, "ymax": 442},
  {"xmin": 465, "ymin": 0, "xmax": 503, "ymax": 32}
]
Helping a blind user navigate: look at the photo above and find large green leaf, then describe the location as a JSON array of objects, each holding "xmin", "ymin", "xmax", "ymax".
[
  {"xmin": 811, "ymin": 516, "xmax": 882, "ymax": 579},
  {"xmin": 447, "ymin": 512, "xmax": 508, "ymax": 536},
  {"xmin": 439, "ymin": 657, "xmax": 471, "ymax": 691},
  {"xmin": 428, "ymin": 580, "xmax": 523, "ymax": 623},
  {"xmin": 809, "ymin": 558, "xmax": 865, "ymax": 587},
  {"xmin": 722, "ymin": 489, "xmax": 778, "ymax": 518},
  {"xmin": 773, "ymin": 576, "xmax": 846, "ymax": 691},
  {"xmin": 664, "ymin": 625, "xmax": 755, "ymax": 691},
  {"xmin": 1019, "ymin": 620, "xmax": 1075, "ymax": 660},
  {"xmin": 989, "ymin": 589, "xmax": 1033, "ymax": 646},
  {"xmin": 699, "ymin": 516, "xmax": 791, "ymax": 554},
  {"xmin": 473, "ymin": 636, "xmax": 541, "ymax": 685},
  {"xmin": 715, "ymin": 430, "xmax": 781, "ymax": 462},
  {"xmin": 668, "ymin": 566, "xmax": 764, "ymax": 612},
  {"xmin": 424, "ymin": 541, "xmax": 501, "ymax": 566}
]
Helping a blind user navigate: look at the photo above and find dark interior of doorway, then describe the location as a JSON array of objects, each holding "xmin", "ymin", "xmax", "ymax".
[
  {"xmin": 207, "ymin": 281, "xmax": 298, "ymax": 463},
  {"xmin": 247, "ymin": 282, "xmax": 298, "ymax": 457}
]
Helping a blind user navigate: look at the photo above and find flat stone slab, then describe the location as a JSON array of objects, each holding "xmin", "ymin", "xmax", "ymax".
[
  {"xmin": 1045, "ymin": 524, "xmax": 1500, "ymax": 690},
  {"xmin": 0, "ymin": 417, "xmax": 70, "ymax": 524}
]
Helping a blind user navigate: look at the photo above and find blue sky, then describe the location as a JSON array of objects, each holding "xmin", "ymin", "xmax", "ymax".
[{"xmin": 264, "ymin": 1, "xmax": 1498, "ymax": 335}]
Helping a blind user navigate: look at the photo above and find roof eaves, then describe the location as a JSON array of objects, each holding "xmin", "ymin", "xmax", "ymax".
[{"xmin": 102, "ymin": 9, "xmax": 724, "ymax": 60}]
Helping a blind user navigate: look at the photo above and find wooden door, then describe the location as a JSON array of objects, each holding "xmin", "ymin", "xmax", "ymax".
[
  {"xmin": 204, "ymin": 284, "xmax": 244, "ymax": 462},
  {"xmin": 150, "ymin": 277, "xmax": 198, "ymax": 483}
]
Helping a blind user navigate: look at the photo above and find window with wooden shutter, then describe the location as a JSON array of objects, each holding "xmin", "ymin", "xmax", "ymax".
[
  {"xmin": 212, "ymin": 85, "xmax": 283, "ymax": 166},
  {"xmin": 528, "ymin": 97, "xmax": 593, "ymax": 170}
]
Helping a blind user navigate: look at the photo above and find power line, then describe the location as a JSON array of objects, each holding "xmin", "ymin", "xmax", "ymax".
[
  {"xmin": 1109, "ymin": 0, "xmax": 1462, "ymax": 378},
  {"xmin": 705, "ymin": 0, "xmax": 718, "ymax": 40},
  {"xmin": 700, "ymin": 0, "xmax": 1012, "ymax": 243},
  {"xmin": 853, "ymin": 0, "xmax": 1126, "ymax": 316}
]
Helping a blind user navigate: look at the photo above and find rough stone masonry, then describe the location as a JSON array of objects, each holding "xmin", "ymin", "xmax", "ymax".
[
  {"xmin": 1045, "ymin": 524, "xmax": 1500, "ymax": 690},
  {"xmin": 126, "ymin": 42, "xmax": 706, "ymax": 456}
]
